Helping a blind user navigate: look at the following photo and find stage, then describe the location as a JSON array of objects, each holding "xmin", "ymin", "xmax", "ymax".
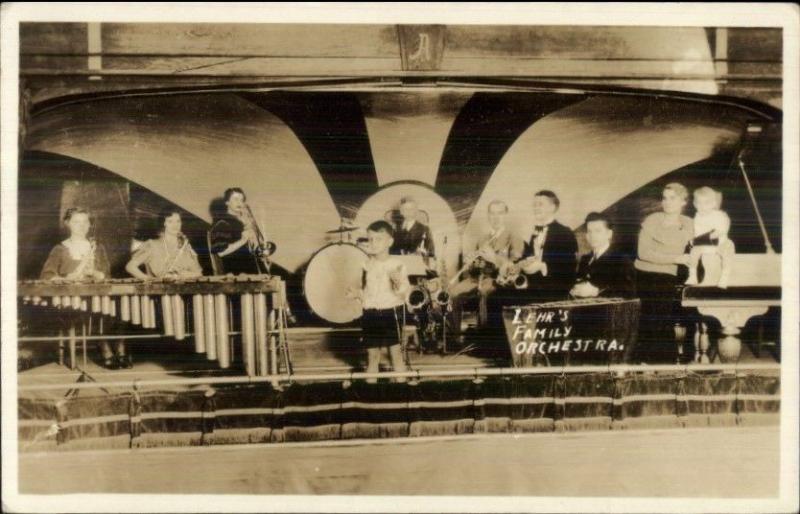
[
  {"xmin": 18, "ymin": 322, "xmax": 778, "ymax": 393},
  {"xmin": 17, "ymin": 321, "xmax": 781, "ymax": 455}
]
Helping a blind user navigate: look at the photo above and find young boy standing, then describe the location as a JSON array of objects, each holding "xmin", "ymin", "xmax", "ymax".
[{"xmin": 347, "ymin": 221, "xmax": 411, "ymax": 383}]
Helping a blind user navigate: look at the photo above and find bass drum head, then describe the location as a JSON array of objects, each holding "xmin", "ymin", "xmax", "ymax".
[{"xmin": 304, "ymin": 243, "xmax": 368, "ymax": 324}]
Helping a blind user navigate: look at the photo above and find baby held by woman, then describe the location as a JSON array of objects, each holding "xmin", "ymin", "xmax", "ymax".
[{"xmin": 686, "ymin": 186, "xmax": 736, "ymax": 289}]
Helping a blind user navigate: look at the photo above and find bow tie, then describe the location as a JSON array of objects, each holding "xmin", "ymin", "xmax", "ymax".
[{"xmin": 534, "ymin": 224, "xmax": 548, "ymax": 233}]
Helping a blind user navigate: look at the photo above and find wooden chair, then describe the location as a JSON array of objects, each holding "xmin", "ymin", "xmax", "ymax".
[{"xmin": 206, "ymin": 231, "xmax": 223, "ymax": 275}]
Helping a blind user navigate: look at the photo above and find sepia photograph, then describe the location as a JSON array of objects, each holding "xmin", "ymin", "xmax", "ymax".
[{"xmin": 1, "ymin": 3, "xmax": 798, "ymax": 513}]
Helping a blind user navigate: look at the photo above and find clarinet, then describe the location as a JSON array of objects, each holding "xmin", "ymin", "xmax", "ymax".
[
  {"xmin": 76, "ymin": 237, "xmax": 97, "ymax": 280},
  {"xmin": 163, "ymin": 232, "xmax": 188, "ymax": 278}
]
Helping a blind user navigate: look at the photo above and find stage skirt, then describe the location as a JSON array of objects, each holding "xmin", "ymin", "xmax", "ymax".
[{"xmin": 18, "ymin": 371, "xmax": 780, "ymax": 452}]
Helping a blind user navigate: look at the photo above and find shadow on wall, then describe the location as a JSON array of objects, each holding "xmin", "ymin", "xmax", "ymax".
[{"xmin": 19, "ymin": 151, "xmax": 214, "ymax": 279}]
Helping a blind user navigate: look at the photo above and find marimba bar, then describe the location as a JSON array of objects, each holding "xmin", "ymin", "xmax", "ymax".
[{"xmin": 17, "ymin": 276, "xmax": 287, "ymax": 376}]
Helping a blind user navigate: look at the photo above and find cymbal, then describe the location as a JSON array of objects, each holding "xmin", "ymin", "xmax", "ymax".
[{"xmin": 326, "ymin": 225, "xmax": 359, "ymax": 234}]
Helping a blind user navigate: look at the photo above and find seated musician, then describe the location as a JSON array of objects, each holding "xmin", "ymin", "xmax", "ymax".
[
  {"xmin": 40, "ymin": 207, "xmax": 127, "ymax": 369},
  {"xmin": 503, "ymin": 190, "xmax": 578, "ymax": 303},
  {"xmin": 125, "ymin": 208, "xmax": 203, "ymax": 280},
  {"xmin": 450, "ymin": 200, "xmax": 524, "ymax": 332},
  {"xmin": 390, "ymin": 196, "xmax": 435, "ymax": 263},
  {"xmin": 569, "ymin": 212, "xmax": 635, "ymax": 299},
  {"xmin": 635, "ymin": 182, "xmax": 694, "ymax": 363},
  {"xmin": 208, "ymin": 187, "xmax": 266, "ymax": 275}
]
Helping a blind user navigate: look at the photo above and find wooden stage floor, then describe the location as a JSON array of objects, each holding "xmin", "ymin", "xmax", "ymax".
[{"xmin": 18, "ymin": 324, "xmax": 779, "ymax": 398}]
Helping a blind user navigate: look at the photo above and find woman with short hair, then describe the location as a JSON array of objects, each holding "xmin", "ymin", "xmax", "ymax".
[
  {"xmin": 634, "ymin": 183, "xmax": 694, "ymax": 363},
  {"xmin": 40, "ymin": 207, "xmax": 126, "ymax": 369},
  {"xmin": 126, "ymin": 208, "xmax": 203, "ymax": 280}
]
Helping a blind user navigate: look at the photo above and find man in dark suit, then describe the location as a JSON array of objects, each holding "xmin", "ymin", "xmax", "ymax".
[
  {"xmin": 515, "ymin": 190, "xmax": 578, "ymax": 303},
  {"xmin": 480, "ymin": 191, "xmax": 578, "ymax": 359},
  {"xmin": 390, "ymin": 196, "xmax": 435, "ymax": 258},
  {"xmin": 570, "ymin": 212, "xmax": 635, "ymax": 299}
]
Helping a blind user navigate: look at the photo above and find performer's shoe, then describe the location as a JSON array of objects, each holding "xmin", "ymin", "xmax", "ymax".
[
  {"xmin": 103, "ymin": 357, "xmax": 119, "ymax": 370},
  {"xmin": 117, "ymin": 355, "xmax": 133, "ymax": 369}
]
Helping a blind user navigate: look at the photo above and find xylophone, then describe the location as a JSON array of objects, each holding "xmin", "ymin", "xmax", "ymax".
[{"xmin": 18, "ymin": 276, "xmax": 291, "ymax": 376}]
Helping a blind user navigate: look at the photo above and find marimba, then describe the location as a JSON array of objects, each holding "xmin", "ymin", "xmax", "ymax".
[{"xmin": 17, "ymin": 276, "xmax": 290, "ymax": 376}]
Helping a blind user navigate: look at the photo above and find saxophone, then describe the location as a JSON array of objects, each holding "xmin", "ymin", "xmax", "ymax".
[{"xmin": 431, "ymin": 236, "xmax": 450, "ymax": 308}]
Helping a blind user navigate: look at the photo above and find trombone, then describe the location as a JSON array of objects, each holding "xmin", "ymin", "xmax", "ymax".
[{"xmin": 243, "ymin": 203, "xmax": 277, "ymax": 275}]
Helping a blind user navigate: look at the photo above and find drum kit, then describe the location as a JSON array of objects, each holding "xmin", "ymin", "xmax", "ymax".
[{"xmin": 303, "ymin": 221, "xmax": 368, "ymax": 325}]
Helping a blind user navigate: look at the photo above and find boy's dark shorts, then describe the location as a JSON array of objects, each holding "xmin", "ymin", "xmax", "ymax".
[{"xmin": 361, "ymin": 306, "xmax": 403, "ymax": 349}]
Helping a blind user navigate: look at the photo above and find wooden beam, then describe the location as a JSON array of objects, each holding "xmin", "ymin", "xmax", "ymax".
[{"xmin": 100, "ymin": 23, "xmax": 400, "ymax": 57}]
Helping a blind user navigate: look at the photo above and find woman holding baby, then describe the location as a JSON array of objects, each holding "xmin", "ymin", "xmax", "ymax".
[
  {"xmin": 634, "ymin": 183, "xmax": 694, "ymax": 363},
  {"xmin": 634, "ymin": 182, "xmax": 735, "ymax": 364}
]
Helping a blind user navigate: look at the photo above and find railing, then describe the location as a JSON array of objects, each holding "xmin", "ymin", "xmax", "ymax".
[{"xmin": 17, "ymin": 362, "xmax": 781, "ymax": 392}]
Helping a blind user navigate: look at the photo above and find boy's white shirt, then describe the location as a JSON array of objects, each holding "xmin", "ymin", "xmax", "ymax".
[
  {"xmin": 361, "ymin": 256, "xmax": 409, "ymax": 310},
  {"xmin": 694, "ymin": 209, "xmax": 731, "ymax": 242}
]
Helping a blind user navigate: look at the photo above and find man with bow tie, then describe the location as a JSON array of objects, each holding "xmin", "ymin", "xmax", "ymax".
[
  {"xmin": 570, "ymin": 212, "xmax": 635, "ymax": 299},
  {"xmin": 514, "ymin": 190, "xmax": 578, "ymax": 303},
  {"xmin": 480, "ymin": 191, "xmax": 578, "ymax": 358},
  {"xmin": 390, "ymin": 196, "xmax": 436, "ymax": 259}
]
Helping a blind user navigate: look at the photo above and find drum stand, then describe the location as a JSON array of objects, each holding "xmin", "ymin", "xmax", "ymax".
[{"xmin": 269, "ymin": 281, "xmax": 293, "ymax": 377}]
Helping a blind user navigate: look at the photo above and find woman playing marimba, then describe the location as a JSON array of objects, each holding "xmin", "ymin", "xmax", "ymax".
[
  {"xmin": 40, "ymin": 207, "xmax": 126, "ymax": 369},
  {"xmin": 125, "ymin": 208, "xmax": 203, "ymax": 280}
]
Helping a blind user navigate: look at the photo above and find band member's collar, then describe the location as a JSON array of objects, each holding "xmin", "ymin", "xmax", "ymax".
[
  {"xmin": 592, "ymin": 243, "xmax": 611, "ymax": 260},
  {"xmin": 402, "ymin": 219, "xmax": 416, "ymax": 231},
  {"xmin": 533, "ymin": 219, "xmax": 555, "ymax": 232}
]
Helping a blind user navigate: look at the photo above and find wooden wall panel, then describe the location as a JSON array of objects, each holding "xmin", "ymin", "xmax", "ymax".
[
  {"xmin": 18, "ymin": 23, "xmax": 783, "ymax": 108},
  {"xmin": 100, "ymin": 23, "xmax": 400, "ymax": 57},
  {"xmin": 445, "ymin": 26, "xmax": 711, "ymax": 60},
  {"xmin": 20, "ymin": 22, "xmax": 87, "ymax": 54},
  {"xmin": 727, "ymin": 28, "xmax": 782, "ymax": 62}
]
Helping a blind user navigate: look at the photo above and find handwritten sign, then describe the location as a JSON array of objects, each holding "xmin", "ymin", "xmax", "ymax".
[{"xmin": 502, "ymin": 298, "xmax": 640, "ymax": 367}]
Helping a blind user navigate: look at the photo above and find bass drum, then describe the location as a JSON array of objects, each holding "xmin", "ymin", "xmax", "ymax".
[{"xmin": 304, "ymin": 243, "xmax": 369, "ymax": 324}]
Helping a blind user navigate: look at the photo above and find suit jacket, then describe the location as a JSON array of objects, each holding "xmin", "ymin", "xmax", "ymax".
[
  {"xmin": 519, "ymin": 220, "xmax": 578, "ymax": 302},
  {"xmin": 475, "ymin": 227, "xmax": 525, "ymax": 263},
  {"xmin": 575, "ymin": 248, "xmax": 636, "ymax": 298},
  {"xmin": 391, "ymin": 220, "xmax": 435, "ymax": 256}
]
